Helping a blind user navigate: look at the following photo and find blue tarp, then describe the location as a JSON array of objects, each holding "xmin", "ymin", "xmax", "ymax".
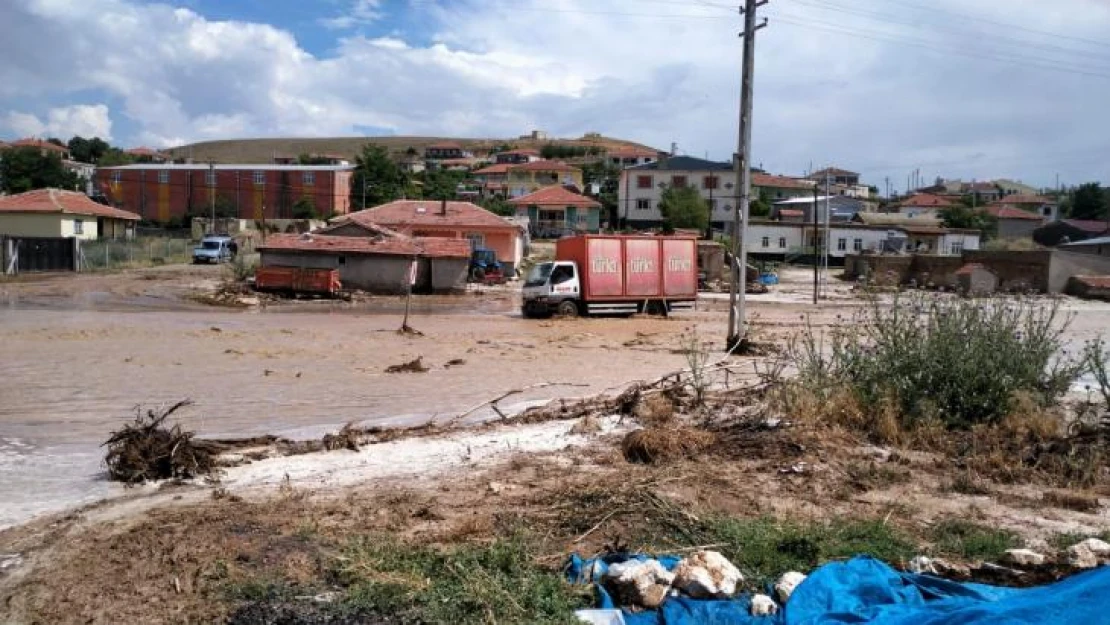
[{"xmin": 566, "ymin": 554, "xmax": 1110, "ymax": 624}]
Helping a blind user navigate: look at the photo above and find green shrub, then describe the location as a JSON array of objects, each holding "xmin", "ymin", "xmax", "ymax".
[
  {"xmin": 787, "ymin": 293, "xmax": 1085, "ymax": 430},
  {"xmin": 226, "ymin": 253, "xmax": 257, "ymax": 283}
]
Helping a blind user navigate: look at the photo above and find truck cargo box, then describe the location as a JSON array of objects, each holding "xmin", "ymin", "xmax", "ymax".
[
  {"xmin": 254, "ymin": 266, "xmax": 341, "ymax": 296},
  {"xmin": 555, "ymin": 235, "xmax": 697, "ymax": 302}
]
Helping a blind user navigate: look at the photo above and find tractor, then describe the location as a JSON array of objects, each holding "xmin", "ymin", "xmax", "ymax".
[{"xmin": 469, "ymin": 248, "xmax": 505, "ymax": 284}]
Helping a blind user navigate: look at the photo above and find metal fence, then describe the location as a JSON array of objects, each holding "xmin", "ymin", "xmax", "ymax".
[{"xmin": 78, "ymin": 237, "xmax": 194, "ymax": 271}]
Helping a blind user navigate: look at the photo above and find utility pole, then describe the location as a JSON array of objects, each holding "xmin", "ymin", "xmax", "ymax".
[
  {"xmin": 208, "ymin": 162, "xmax": 216, "ymax": 234},
  {"xmin": 812, "ymin": 183, "xmax": 819, "ymax": 305},
  {"xmin": 727, "ymin": 0, "xmax": 768, "ymax": 351}
]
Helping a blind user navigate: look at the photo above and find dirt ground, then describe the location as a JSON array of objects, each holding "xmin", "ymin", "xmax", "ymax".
[{"xmin": 2, "ymin": 264, "xmax": 1110, "ymax": 623}]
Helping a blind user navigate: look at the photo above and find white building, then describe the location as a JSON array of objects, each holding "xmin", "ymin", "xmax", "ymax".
[{"xmin": 745, "ymin": 221, "xmax": 980, "ymax": 261}]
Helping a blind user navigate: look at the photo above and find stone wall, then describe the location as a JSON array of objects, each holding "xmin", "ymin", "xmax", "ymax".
[{"xmin": 845, "ymin": 250, "xmax": 1056, "ymax": 292}]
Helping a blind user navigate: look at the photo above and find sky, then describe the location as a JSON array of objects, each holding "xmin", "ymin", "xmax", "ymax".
[{"xmin": 1, "ymin": 0, "xmax": 1108, "ymax": 190}]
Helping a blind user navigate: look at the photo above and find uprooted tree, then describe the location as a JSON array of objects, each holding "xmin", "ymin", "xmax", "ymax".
[{"xmin": 102, "ymin": 400, "xmax": 215, "ymax": 483}]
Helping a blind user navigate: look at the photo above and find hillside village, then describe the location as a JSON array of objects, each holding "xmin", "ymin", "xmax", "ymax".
[{"xmin": 1, "ymin": 130, "xmax": 1108, "ymax": 298}]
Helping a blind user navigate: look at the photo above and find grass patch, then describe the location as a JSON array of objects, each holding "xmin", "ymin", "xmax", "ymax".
[
  {"xmin": 704, "ymin": 517, "xmax": 915, "ymax": 587},
  {"xmin": 1049, "ymin": 530, "xmax": 1110, "ymax": 551},
  {"xmin": 333, "ymin": 535, "xmax": 588, "ymax": 624},
  {"xmin": 929, "ymin": 520, "xmax": 1019, "ymax": 561}
]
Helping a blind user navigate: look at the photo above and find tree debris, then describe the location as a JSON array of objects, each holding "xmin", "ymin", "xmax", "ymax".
[
  {"xmin": 102, "ymin": 400, "xmax": 214, "ymax": 484},
  {"xmin": 385, "ymin": 357, "xmax": 429, "ymax": 374}
]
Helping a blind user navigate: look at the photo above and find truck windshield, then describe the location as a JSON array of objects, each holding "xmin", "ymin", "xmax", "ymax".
[
  {"xmin": 524, "ymin": 263, "xmax": 553, "ymax": 287},
  {"xmin": 201, "ymin": 241, "xmax": 221, "ymax": 250}
]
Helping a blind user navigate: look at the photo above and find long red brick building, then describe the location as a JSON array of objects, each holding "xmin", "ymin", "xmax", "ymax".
[{"xmin": 95, "ymin": 164, "xmax": 355, "ymax": 223}]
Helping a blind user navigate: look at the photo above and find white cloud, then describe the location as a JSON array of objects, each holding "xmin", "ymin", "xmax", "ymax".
[
  {"xmin": 318, "ymin": 0, "xmax": 383, "ymax": 30},
  {"xmin": 4, "ymin": 104, "xmax": 113, "ymax": 140},
  {"xmin": 1, "ymin": 0, "xmax": 1109, "ymax": 186}
]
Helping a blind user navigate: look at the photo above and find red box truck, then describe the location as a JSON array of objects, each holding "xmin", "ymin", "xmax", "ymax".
[{"xmin": 521, "ymin": 235, "xmax": 697, "ymax": 317}]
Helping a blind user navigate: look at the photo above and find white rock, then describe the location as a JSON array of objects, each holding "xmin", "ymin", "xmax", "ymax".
[
  {"xmin": 672, "ymin": 550, "xmax": 744, "ymax": 599},
  {"xmin": 603, "ymin": 559, "xmax": 675, "ymax": 609},
  {"xmin": 1074, "ymin": 538, "xmax": 1110, "ymax": 556},
  {"xmin": 750, "ymin": 594, "xmax": 779, "ymax": 616},
  {"xmin": 0, "ymin": 554, "xmax": 22, "ymax": 572},
  {"xmin": 907, "ymin": 555, "xmax": 937, "ymax": 575},
  {"xmin": 1004, "ymin": 549, "xmax": 1047, "ymax": 567},
  {"xmin": 774, "ymin": 571, "xmax": 807, "ymax": 603},
  {"xmin": 1067, "ymin": 539, "xmax": 1110, "ymax": 570}
]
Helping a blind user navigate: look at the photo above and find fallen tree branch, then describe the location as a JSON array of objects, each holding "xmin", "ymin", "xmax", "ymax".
[{"xmin": 442, "ymin": 382, "xmax": 590, "ymax": 427}]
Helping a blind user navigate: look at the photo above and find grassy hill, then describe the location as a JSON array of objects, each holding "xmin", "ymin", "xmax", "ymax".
[{"xmin": 165, "ymin": 134, "xmax": 662, "ymax": 164}]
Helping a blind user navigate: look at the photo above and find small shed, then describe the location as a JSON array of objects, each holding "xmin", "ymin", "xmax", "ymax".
[
  {"xmin": 258, "ymin": 232, "xmax": 470, "ymax": 293},
  {"xmin": 955, "ymin": 263, "xmax": 998, "ymax": 296}
]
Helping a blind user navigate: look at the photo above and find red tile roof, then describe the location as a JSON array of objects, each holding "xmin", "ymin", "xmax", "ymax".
[
  {"xmin": 954, "ymin": 263, "xmax": 992, "ymax": 276},
  {"xmin": 900, "ymin": 193, "xmax": 955, "ymax": 208},
  {"xmin": 344, "ymin": 200, "xmax": 517, "ymax": 231},
  {"xmin": 508, "ymin": 160, "xmax": 580, "ymax": 173},
  {"xmin": 258, "ymin": 233, "xmax": 470, "ymax": 259},
  {"xmin": 607, "ymin": 146, "xmax": 660, "ymax": 158},
  {"xmin": 11, "ymin": 138, "xmax": 68, "ymax": 153},
  {"xmin": 125, "ymin": 147, "xmax": 164, "ymax": 157},
  {"xmin": 985, "ymin": 206, "xmax": 1042, "ymax": 220},
  {"xmin": 0, "ymin": 188, "xmax": 139, "ymax": 220},
  {"xmin": 991, "ymin": 194, "xmax": 1053, "ymax": 205},
  {"xmin": 473, "ymin": 163, "xmax": 512, "ymax": 175},
  {"xmin": 1072, "ymin": 276, "xmax": 1110, "ymax": 289},
  {"xmin": 427, "ymin": 141, "xmax": 463, "ymax": 150},
  {"xmin": 507, "ymin": 185, "xmax": 600, "ymax": 208},
  {"xmin": 1062, "ymin": 219, "xmax": 1110, "ymax": 234},
  {"xmin": 753, "ymin": 173, "xmax": 815, "ymax": 190}
]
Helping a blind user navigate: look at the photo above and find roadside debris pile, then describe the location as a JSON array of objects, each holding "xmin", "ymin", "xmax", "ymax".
[
  {"xmin": 384, "ymin": 356, "xmax": 429, "ymax": 373},
  {"xmin": 102, "ymin": 400, "xmax": 215, "ymax": 483}
]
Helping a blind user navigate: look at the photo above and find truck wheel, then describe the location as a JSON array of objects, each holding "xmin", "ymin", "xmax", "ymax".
[
  {"xmin": 645, "ymin": 300, "xmax": 666, "ymax": 316},
  {"xmin": 556, "ymin": 300, "xmax": 579, "ymax": 318},
  {"xmin": 471, "ymin": 267, "xmax": 486, "ymax": 282}
]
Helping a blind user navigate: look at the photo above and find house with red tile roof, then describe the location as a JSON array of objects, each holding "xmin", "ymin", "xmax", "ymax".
[
  {"xmin": 494, "ymin": 148, "xmax": 541, "ymax": 165},
  {"xmin": 0, "ymin": 188, "xmax": 139, "ymax": 240},
  {"xmin": 990, "ymin": 194, "xmax": 1059, "ymax": 221},
  {"xmin": 125, "ymin": 147, "xmax": 169, "ymax": 163},
  {"xmin": 508, "ymin": 186, "xmax": 602, "ymax": 237},
  {"xmin": 505, "ymin": 160, "xmax": 584, "ymax": 197},
  {"xmin": 983, "ymin": 205, "xmax": 1044, "ymax": 240},
  {"xmin": 332, "ymin": 199, "xmax": 525, "ymax": 274},
  {"xmin": 258, "ymin": 231, "xmax": 471, "ymax": 293},
  {"xmin": 424, "ymin": 141, "xmax": 467, "ymax": 160},
  {"xmin": 606, "ymin": 145, "xmax": 661, "ymax": 168},
  {"xmin": 10, "ymin": 138, "xmax": 70, "ymax": 159},
  {"xmin": 896, "ymin": 193, "xmax": 956, "ymax": 218}
]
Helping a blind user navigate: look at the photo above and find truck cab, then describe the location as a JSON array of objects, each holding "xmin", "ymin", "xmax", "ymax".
[{"xmin": 522, "ymin": 261, "xmax": 581, "ymax": 317}]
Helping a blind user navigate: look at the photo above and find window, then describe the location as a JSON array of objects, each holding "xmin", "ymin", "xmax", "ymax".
[
  {"xmin": 205, "ymin": 169, "xmax": 216, "ymax": 186},
  {"xmin": 253, "ymin": 170, "xmax": 265, "ymax": 185},
  {"xmin": 539, "ymin": 209, "xmax": 563, "ymax": 223},
  {"xmin": 837, "ymin": 238, "xmax": 847, "ymax": 251},
  {"xmin": 550, "ymin": 265, "xmax": 575, "ymax": 284},
  {"xmin": 853, "ymin": 238, "xmax": 863, "ymax": 252},
  {"xmin": 111, "ymin": 171, "xmax": 121, "ymax": 184},
  {"xmin": 1043, "ymin": 206, "xmax": 1052, "ymax": 216},
  {"xmin": 73, "ymin": 219, "xmax": 84, "ymax": 235},
  {"xmin": 636, "ymin": 175, "xmax": 653, "ymax": 189},
  {"xmin": 671, "ymin": 175, "xmax": 687, "ymax": 188},
  {"xmin": 636, "ymin": 198, "xmax": 651, "ymax": 210},
  {"xmin": 703, "ymin": 175, "xmax": 719, "ymax": 190},
  {"xmin": 466, "ymin": 233, "xmax": 485, "ymax": 248},
  {"xmin": 779, "ymin": 237, "xmax": 787, "ymax": 249},
  {"xmin": 303, "ymin": 171, "xmax": 315, "ymax": 185},
  {"xmin": 950, "ymin": 242, "xmax": 964, "ymax": 255},
  {"xmin": 761, "ymin": 236, "xmax": 769, "ymax": 248},
  {"xmin": 158, "ymin": 170, "xmax": 169, "ymax": 184}
]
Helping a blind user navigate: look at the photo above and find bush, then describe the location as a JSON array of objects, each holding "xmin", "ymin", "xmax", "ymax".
[
  {"xmin": 786, "ymin": 293, "xmax": 1085, "ymax": 430},
  {"xmin": 226, "ymin": 253, "xmax": 257, "ymax": 283}
]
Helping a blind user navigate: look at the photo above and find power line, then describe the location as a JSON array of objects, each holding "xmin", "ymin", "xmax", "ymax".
[
  {"xmin": 771, "ymin": 14, "xmax": 1110, "ymax": 79},
  {"xmin": 784, "ymin": 0, "xmax": 1110, "ymax": 64}
]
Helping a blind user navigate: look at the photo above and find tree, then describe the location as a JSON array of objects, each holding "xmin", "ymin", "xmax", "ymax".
[
  {"xmin": 352, "ymin": 144, "xmax": 408, "ymax": 208},
  {"xmin": 581, "ymin": 161, "xmax": 620, "ymax": 227},
  {"xmin": 657, "ymin": 185, "xmax": 709, "ymax": 232},
  {"xmin": 419, "ymin": 169, "xmax": 466, "ymax": 200},
  {"xmin": 1068, "ymin": 182, "xmax": 1109, "ymax": 220},
  {"xmin": 67, "ymin": 136, "xmax": 111, "ymax": 163},
  {"xmin": 750, "ymin": 189, "xmax": 772, "ymax": 218},
  {"xmin": 940, "ymin": 204, "xmax": 997, "ymax": 239},
  {"xmin": 291, "ymin": 197, "xmax": 318, "ymax": 219},
  {"xmin": 480, "ymin": 196, "xmax": 514, "ymax": 217},
  {"xmin": 0, "ymin": 147, "xmax": 79, "ymax": 193}
]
